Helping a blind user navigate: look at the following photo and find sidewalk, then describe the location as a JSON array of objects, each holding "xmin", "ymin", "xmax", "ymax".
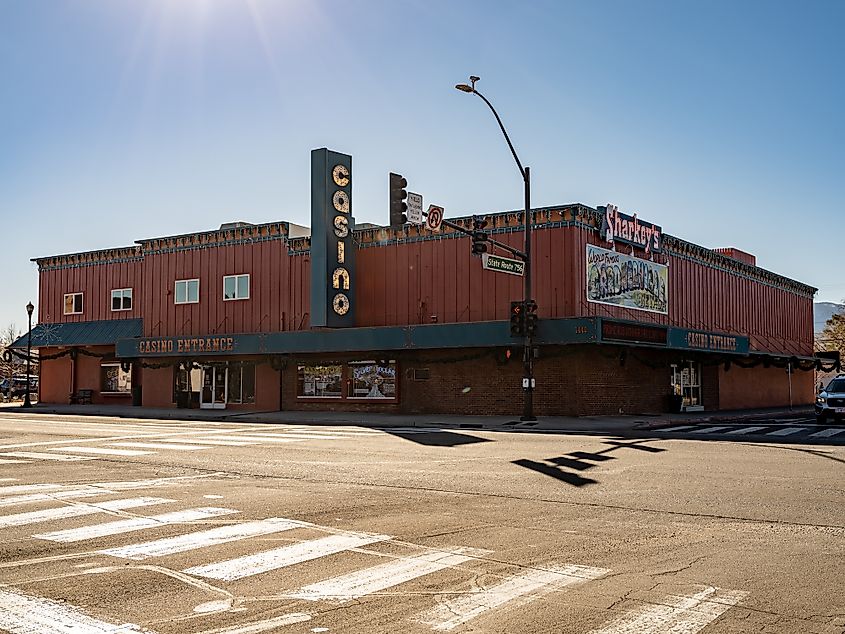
[{"xmin": 0, "ymin": 402, "xmax": 815, "ymax": 436}]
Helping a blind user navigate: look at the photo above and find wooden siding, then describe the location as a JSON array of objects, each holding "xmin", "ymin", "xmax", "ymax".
[
  {"xmin": 140, "ymin": 242, "xmax": 310, "ymax": 337},
  {"xmin": 34, "ymin": 216, "xmax": 814, "ymax": 357},
  {"xmin": 37, "ymin": 259, "xmax": 142, "ymax": 325}
]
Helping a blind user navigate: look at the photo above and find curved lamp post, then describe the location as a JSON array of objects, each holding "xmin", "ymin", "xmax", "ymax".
[
  {"xmin": 455, "ymin": 76, "xmax": 536, "ymax": 421},
  {"xmin": 23, "ymin": 301, "xmax": 34, "ymax": 408}
]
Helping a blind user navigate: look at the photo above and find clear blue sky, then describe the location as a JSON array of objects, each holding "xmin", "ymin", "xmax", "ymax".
[{"xmin": 1, "ymin": 0, "xmax": 843, "ymax": 334}]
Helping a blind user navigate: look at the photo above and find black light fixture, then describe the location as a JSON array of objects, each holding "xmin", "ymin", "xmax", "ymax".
[
  {"xmin": 23, "ymin": 302, "xmax": 34, "ymax": 408},
  {"xmin": 455, "ymin": 75, "xmax": 536, "ymax": 420}
]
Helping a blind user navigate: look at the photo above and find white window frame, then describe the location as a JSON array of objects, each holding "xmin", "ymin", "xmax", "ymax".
[
  {"xmin": 111, "ymin": 288, "xmax": 133, "ymax": 312},
  {"xmin": 175, "ymin": 279, "xmax": 200, "ymax": 305},
  {"xmin": 63, "ymin": 292, "xmax": 83, "ymax": 315},
  {"xmin": 223, "ymin": 274, "xmax": 250, "ymax": 301}
]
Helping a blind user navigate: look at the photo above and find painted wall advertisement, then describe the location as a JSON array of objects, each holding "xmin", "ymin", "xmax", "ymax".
[{"xmin": 586, "ymin": 244, "xmax": 669, "ymax": 314}]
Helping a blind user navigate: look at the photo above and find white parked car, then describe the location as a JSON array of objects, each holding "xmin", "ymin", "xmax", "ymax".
[{"xmin": 815, "ymin": 374, "xmax": 845, "ymax": 423}]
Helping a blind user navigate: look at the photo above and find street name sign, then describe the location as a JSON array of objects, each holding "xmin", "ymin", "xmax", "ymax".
[
  {"xmin": 407, "ymin": 192, "xmax": 423, "ymax": 225},
  {"xmin": 482, "ymin": 253, "xmax": 525, "ymax": 276}
]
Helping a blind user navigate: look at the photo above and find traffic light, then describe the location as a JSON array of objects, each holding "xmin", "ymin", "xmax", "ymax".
[
  {"xmin": 524, "ymin": 299, "xmax": 538, "ymax": 336},
  {"xmin": 471, "ymin": 216, "xmax": 489, "ymax": 256},
  {"xmin": 471, "ymin": 231, "xmax": 488, "ymax": 256},
  {"xmin": 389, "ymin": 172, "xmax": 408, "ymax": 228},
  {"xmin": 510, "ymin": 301, "xmax": 525, "ymax": 337}
]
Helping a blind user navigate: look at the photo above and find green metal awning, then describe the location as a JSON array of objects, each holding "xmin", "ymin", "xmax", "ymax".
[{"xmin": 10, "ymin": 319, "xmax": 143, "ymax": 349}]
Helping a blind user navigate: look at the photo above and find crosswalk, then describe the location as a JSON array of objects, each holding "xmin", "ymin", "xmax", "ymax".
[
  {"xmin": 0, "ymin": 424, "xmax": 391, "ymax": 465},
  {"xmin": 0, "ymin": 476, "xmax": 749, "ymax": 633},
  {"xmin": 654, "ymin": 420, "xmax": 845, "ymax": 442}
]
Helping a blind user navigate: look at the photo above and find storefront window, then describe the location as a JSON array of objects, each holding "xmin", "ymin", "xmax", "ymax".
[
  {"xmin": 297, "ymin": 364, "xmax": 343, "ymax": 398},
  {"xmin": 101, "ymin": 363, "xmax": 131, "ymax": 393},
  {"xmin": 228, "ymin": 361, "xmax": 256, "ymax": 404},
  {"xmin": 348, "ymin": 361, "xmax": 397, "ymax": 400}
]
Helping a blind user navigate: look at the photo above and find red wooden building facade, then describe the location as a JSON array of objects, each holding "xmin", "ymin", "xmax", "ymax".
[{"xmin": 22, "ymin": 201, "xmax": 817, "ymax": 417}]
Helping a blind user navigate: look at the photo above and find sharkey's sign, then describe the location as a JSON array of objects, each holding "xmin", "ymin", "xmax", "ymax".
[{"xmin": 599, "ymin": 204, "xmax": 663, "ymax": 253}]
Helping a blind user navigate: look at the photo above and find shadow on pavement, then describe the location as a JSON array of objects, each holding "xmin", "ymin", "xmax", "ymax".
[
  {"xmin": 513, "ymin": 438, "xmax": 667, "ymax": 487},
  {"xmin": 385, "ymin": 430, "xmax": 491, "ymax": 447}
]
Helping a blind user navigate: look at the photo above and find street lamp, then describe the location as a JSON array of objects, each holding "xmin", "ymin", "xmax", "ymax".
[
  {"xmin": 23, "ymin": 301, "xmax": 34, "ymax": 408},
  {"xmin": 455, "ymin": 75, "xmax": 536, "ymax": 421}
]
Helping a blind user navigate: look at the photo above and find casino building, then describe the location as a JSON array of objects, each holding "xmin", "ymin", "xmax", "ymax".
[{"xmin": 11, "ymin": 148, "xmax": 828, "ymax": 416}]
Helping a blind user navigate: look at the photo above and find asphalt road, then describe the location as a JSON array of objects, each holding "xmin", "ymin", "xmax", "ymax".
[{"xmin": 0, "ymin": 412, "xmax": 841, "ymax": 634}]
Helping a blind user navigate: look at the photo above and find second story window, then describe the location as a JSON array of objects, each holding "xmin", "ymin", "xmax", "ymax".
[
  {"xmin": 111, "ymin": 288, "xmax": 132, "ymax": 311},
  {"xmin": 175, "ymin": 279, "xmax": 200, "ymax": 305},
  {"xmin": 64, "ymin": 293, "xmax": 83, "ymax": 315},
  {"xmin": 223, "ymin": 274, "xmax": 250, "ymax": 301}
]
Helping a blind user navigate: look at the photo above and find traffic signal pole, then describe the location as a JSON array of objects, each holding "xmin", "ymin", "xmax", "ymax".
[
  {"xmin": 522, "ymin": 166, "xmax": 535, "ymax": 420},
  {"xmin": 455, "ymin": 76, "xmax": 536, "ymax": 421}
]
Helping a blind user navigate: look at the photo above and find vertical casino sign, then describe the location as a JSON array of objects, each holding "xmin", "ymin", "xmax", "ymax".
[{"xmin": 311, "ymin": 148, "xmax": 355, "ymax": 327}]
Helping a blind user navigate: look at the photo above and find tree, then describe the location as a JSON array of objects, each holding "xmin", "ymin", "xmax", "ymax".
[
  {"xmin": 819, "ymin": 309, "xmax": 845, "ymax": 359},
  {"xmin": 0, "ymin": 324, "xmax": 22, "ymax": 401}
]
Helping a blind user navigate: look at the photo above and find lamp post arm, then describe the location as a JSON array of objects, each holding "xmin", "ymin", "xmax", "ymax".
[{"xmin": 472, "ymin": 89, "xmax": 526, "ymax": 182}]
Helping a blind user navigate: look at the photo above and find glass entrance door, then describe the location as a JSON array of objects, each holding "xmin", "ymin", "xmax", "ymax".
[
  {"xmin": 200, "ymin": 365, "xmax": 227, "ymax": 409},
  {"xmin": 672, "ymin": 361, "xmax": 702, "ymax": 411}
]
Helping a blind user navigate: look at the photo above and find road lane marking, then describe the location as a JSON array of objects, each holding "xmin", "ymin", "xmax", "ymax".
[
  {"xmin": 51, "ymin": 446, "xmax": 154, "ymax": 456},
  {"xmin": 184, "ymin": 532, "xmax": 392, "ymax": 581},
  {"xmin": 586, "ymin": 586, "xmax": 749, "ymax": 634},
  {"xmin": 691, "ymin": 426, "xmax": 731, "ymax": 434},
  {"xmin": 418, "ymin": 563, "xmax": 609, "ymax": 631},
  {"xmin": 194, "ymin": 613, "xmax": 313, "ymax": 634},
  {"xmin": 725, "ymin": 426, "xmax": 769, "ymax": 435},
  {"xmin": 242, "ymin": 433, "xmax": 347, "ymax": 441},
  {"xmin": 766, "ymin": 427, "xmax": 806, "ymax": 436},
  {"xmin": 201, "ymin": 435, "xmax": 307, "ymax": 444},
  {"xmin": 151, "ymin": 438, "xmax": 258, "ymax": 447},
  {"xmin": 0, "ymin": 459, "xmax": 30, "ymax": 464},
  {"xmin": 0, "ymin": 484, "xmax": 66, "ymax": 496},
  {"xmin": 111, "ymin": 442, "xmax": 210, "ymax": 451},
  {"xmin": 0, "ymin": 585, "xmax": 156, "ymax": 633},
  {"xmin": 0, "ymin": 488, "xmax": 113, "ymax": 508},
  {"xmin": 100, "ymin": 517, "xmax": 307, "ymax": 560},
  {"xmin": 290, "ymin": 547, "xmax": 491, "ymax": 602},
  {"xmin": 33, "ymin": 507, "xmax": 238, "ymax": 543},
  {"xmin": 0, "ymin": 451, "xmax": 93, "ymax": 461},
  {"xmin": 809, "ymin": 428, "xmax": 845, "ymax": 438},
  {"xmin": 0, "ymin": 497, "xmax": 172, "ymax": 528},
  {"xmin": 658, "ymin": 426, "xmax": 698, "ymax": 432}
]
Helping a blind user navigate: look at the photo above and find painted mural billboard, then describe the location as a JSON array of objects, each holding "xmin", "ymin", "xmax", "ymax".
[{"xmin": 586, "ymin": 244, "xmax": 669, "ymax": 314}]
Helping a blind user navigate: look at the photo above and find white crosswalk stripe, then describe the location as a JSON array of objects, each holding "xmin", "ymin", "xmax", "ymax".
[
  {"xmin": 110, "ymin": 442, "xmax": 210, "ymax": 451},
  {"xmin": 33, "ymin": 507, "xmax": 238, "ymax": 543},
  {"xmin": 766, "ymin": 427, "xmax": 806, "ymax": 436},
  {"xmin": 0, "ymin": 586, "xmax": 157, "ymax": 634},
  {"xmin": 586, "ymin": 586, "xmax": 748, "ymax": 634},
  {"xmin": 184, "ymin": 531, "xmax": 391, "ymax": 581},
  {"xmin": 416, "ymin": 564, "xmax": 609, "ymax": 631},
  {"xmin": 289, "ymin": 547, "xmax": 491, "ymax": 602},
  {"xmin": 152, "ymin": 438, "xmax": 258, "ymax": 447},
  {"xmin": 0, "ymin": 488, "xmax": 112, "ymax": 508},
  {"xmin": 100, "ymin": 517, "xmax": 307, "ymax": 560},
  {"xmin": 194, "ymin": 435, "xmax": 307, "ymax": 444},
  {"xmin": 725, "ymin": 426, "xmax": 769, "ymax": 435},
  {"xmin": 809, "ymin": 427, "xmax": 845, "ymax": 438},
  {"xmin": 0, "ymin": 497, "xmax": 172, "ymax": 528},
  {"xmin": 0, "ymin": 483, "xmax": 66, "ymax": 496},
  {"xmin": 0, "ymin": 451, "xmax": 92, "ymax": 462},
  {"xmin": 51, "ymin": 446, "xmax": 153, "ymax": 456},
  {"xmin": 658, "ymin": 425, "xmax": 699, "ymax": 432},
  {"xmin": 691, "ymin": 426, "xmax": 732, "ymax": 434}
]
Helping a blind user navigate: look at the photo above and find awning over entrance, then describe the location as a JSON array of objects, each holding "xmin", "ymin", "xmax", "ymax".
[{"xmin": 10, "ymin": 319, "xmax": 143, "ymax": 349}]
